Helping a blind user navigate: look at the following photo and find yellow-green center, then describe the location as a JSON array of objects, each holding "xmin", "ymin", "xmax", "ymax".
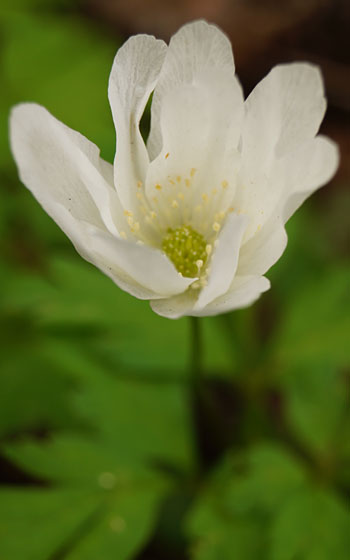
[{"xmin": 162, "ymin": 225, "xmax": 207, "ymax": 278}]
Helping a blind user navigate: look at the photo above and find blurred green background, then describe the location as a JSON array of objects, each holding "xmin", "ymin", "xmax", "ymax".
[{"xmin": 0, "ymin": 1, "xmax": 349, "ymax": 559}]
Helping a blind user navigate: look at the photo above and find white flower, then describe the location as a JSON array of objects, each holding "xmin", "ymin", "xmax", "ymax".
[{"xmin": 10, "ymin": 21, "xmax": 339, "ymax": 318}]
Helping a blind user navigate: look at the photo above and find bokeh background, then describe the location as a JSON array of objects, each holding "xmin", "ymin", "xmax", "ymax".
[{"xmin": 0, "ymin": 1, "xmax": 349, "ymax": 559}]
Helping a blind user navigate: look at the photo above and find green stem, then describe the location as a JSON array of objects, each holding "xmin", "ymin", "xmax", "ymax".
[
  {"xmin": 190, "ymin": 316, "xmax": 201, "ymax": 389},
  {"xmin": 189, "ymin": 316, "xmax": 203, "ymax": 474}
]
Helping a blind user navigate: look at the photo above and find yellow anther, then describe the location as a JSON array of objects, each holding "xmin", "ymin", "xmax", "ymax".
[
  {"xmin": 127, "ymin": 217, "xmax": 134, "ymax": 227},
  {"xmin": 137, "ymin": 180, "xmax": 143, "ymax": 188},
  {"xmin": 168, "ymin": 178, "xmax": 175, "ymax": 185},
  {"xmin": 202, "ymin": 193, "xmax": 208, "ymax": 203},
  {"xmin": 213, "ymin": 222, "xmax": 221, "ymax": 232},
  {"xmin": 185, "ymin": 179, "xmax": 191, "ymax": 188},
  {"xmin": 155, "ymin": 184, "xmax": 162, "ymax": 190},
  {"xmin": 162, "ymin": 225, "xmax": 208, "ymax": 278},
  {"xmin": 171, "ymin": 199, "xmax": 179, "ymax": 209},
  {"xmin": 221, "ymin": 180, "xmax": 228, "ymax": 189},
  {"xmin": 136, "ymin": 192, "xmax": 143, "ymax": 200},
  {"xmin": 124, "ymin": 210, "xmax": 133, "ymax": 217},
  {"xmin": 228, "ymin": 206, "xmax": 234, "ymax": 213},
  {"xmin": 190, "ymin": 168, "xmax": 197, "ymax": 177},
  {"xmin": 212, "ymin": 188, "xmax": 218, "ymax": 195},
  {"xmin": 165, "ymin": 152, "xmax": 170, "ymax": 159},
  {"xmin": 176, "ymin": 175, "xmax": 181, "ymax": 183}
]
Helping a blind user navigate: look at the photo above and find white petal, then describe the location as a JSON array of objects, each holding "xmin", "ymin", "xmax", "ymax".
[
  {"xmin": 274, "ymin": 135, "xmax": 339, "ymax": 222},
  {"xmin": 150, "ymin": 291, "xmax": 197, "ymax": 319},
  {"xmin": 39, "ymin": 202, "xmax": 156, "ymax": 300},
  {"xmin": 146, "ymin": 71, "xmax": 242, "ymax": 186},
  {"xmin": 195, "ymin": 276, "xmax": 271, "ymax": 317},
  {"xmin": 238, "ymin": 134, "xmax": 337, "ymax": 275},
  {"xmin": 238, "ymin": 218, "xmax": 288, "ymax": 276},
  {"xmin": 108, "ymin": 35, "xmax": 167, "ymax": 211},
  {"xmin": 148, "ymin": 20, "xmax": 237, "ymax": 160},
  {"xmin": 151, "ymin": 275, "xmax": 270, "ymax": 318},
  {"xmin": 240, "ymin": 63, "xmax": 326, "ymax": 185},
  {"xmin": 88, "ymin": 227, "xmax": 194, "ymax": 297},
  {"xmin": 194, "ymin": 213, "xmax": 248, "ymax": 310},
  {"xmin": 9, "ymin": 103, "xmax": 125, "ymax": 239}
]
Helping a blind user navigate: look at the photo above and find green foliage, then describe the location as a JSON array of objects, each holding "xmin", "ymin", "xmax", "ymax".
[
  {"xmin": 270, "ymin": 488, "xmax": 350, "ymax": 560},
  {"xmin": 186, "ymin": 445, "xmax": 350, "ymax": 560},
  {"xmin": 0, "ymin": 1, "xmax": 349, "ymax": 559}
]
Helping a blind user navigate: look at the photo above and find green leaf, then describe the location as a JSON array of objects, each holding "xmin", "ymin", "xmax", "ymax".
[
  {"xmin": 0, "ymin": 488, "xmax": 98, "ymax": 560},
  {"xmin": 275, "ymin": 265, "xmax": 350, "ymax": 369},
  {"xmin": 1, "ymin": 435, "xmax": 168, "ymax": 560},
  {"xmin": 224, "ymin": 443, "xmax": 307, "ymax": 515},
  {"xmin": 71, "ymin": 356, "xmax": 195, "ymax": 472},
  {"xmin": 270, "ymin": 488, "xmax": 350, "ymax": 560},
  {"xmin": 0, "ymin": 482, "xmax": 164, "ymax": 560},
  {"xmin": 0, "ymin": 354, "xmax": 80, "ymax": 437},
  {"xmin": 189, "ymin": 517, "xmax": 264, "ymax": 560},
  {"xmin": 281, "ymin": 362, "xmax": 348, "ymax": 456},
  {"xmin": 186, "ymin": 443, "xmax": 306, "ymax": 559}
]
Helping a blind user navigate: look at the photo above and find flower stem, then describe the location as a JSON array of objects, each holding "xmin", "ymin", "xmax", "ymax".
[
  {"xmin": 190, "ymin": 316, "xmax": 201, "ymax": 390},
  {"xmin": 189, "ymin": 316, "xmax": 203, "ymax": 474}
]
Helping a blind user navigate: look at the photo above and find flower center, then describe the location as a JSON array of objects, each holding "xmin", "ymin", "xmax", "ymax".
[{"xmin": 162, "ymin": 225, "xmax": 208, "ymax": 278}]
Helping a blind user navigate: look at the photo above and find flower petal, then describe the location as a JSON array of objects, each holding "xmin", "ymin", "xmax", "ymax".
[
  {"xmin": 151, "ymin": 275, "xmax": 270, "ymax": 318},
  {"xmin": 88, "ymin": 227, "xmax": 194, "ymax": 297},
  {"xmin": 194, "ymin": 213, "xmax": 248, "ymax": 310},
  {"xmin": 236, "ymin": 135, "xmax": 338, "ymax": 242},
  {"xmin": 9, "ymin": 103, "xmax": 121, "ymax": 236},
  {"xmin": 145, "ymin": 73, "xmax": 243, "ymax": 205},
  {"xmin": 274, "ymin": 135, "xmax": 339, "ymax": 222},
  {"xmin": 238, "ymin": 218, "xmax": 288, "ymax": 276},
  {"xmin": 108, "ymin": 34, "xmax": 167, "ymax": 211},
  {"xmin": 240, "ymin": 63, "xmax": 326, "ymax": 186},
  {"xmin": 150, "ymin": 291, "xmax": 197, "ymax": 319},
  {"xmin": 195, "ymin": 276, "xmax": 271, "ymax": 317},
  {"xmin": 148, "ymin": 20, "xmax": 237, "ymax": 160},
  {"xmin": 41, "ymin": 203, "xmax": 157, "ymax": 300}
]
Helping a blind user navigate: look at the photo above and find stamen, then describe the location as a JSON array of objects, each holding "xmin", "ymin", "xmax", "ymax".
[{"xmin": 162, "ymin": 225, "xmax": 208, "ymax": 278}]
